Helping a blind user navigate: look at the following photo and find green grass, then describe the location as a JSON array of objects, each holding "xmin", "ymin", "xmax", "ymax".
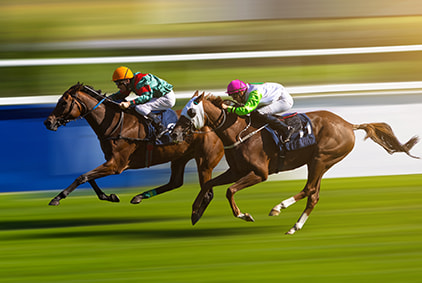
[{"xmin": 0, "ymin": 174, "xmax": 421, "ymax": 282}]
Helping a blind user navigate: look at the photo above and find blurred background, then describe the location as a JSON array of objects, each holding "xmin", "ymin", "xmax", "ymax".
[
  {"xmin": 1, "ymin": 0, "xmax": 422, "ymax": 96},
  {"xmin": 0, "ymin": 0, "xmax": 421, "ymax": 191},
  {"xmin": 1, "ymin": 4, "xmax": 421, "ymax": 282}
]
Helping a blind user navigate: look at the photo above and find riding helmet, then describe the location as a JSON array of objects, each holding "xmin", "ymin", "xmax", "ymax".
[
  {"xmin": 112, "ymin": 66, "xmax": 134, "ymax": 81},
  {"xmin": 227, "ymin": 79, "xmax": 247, "ymax": 95}
]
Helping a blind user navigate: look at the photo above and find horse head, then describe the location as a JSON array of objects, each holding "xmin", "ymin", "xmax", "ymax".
[
  {"xmin": 44, "ymin": 83, "xmax": 105, "ymax": 131},
  {"xmin": 171, "ymin": 91, "xmax": 209, "ymax": 142},
  {"xmin": 171, "ymin": 91, "xmax": 229, "ymax": 143}
]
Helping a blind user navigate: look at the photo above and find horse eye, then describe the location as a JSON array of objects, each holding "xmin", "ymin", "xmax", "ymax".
[
  {"xmin": 187, "ymin": 108, "xmax": 196, "ymax": 118},
  {"xmin": 57, "ymin": 100, "xmax": 67, "ymax": 111}
]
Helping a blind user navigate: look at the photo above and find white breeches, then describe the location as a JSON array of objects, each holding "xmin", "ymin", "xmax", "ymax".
[
  {"xmin": 134, "ymin": 90, "xmax": 176, "ymax": 116},
  {"xmin": 257, "ymin": 96, "xmax": 294, "ymax": 115}
]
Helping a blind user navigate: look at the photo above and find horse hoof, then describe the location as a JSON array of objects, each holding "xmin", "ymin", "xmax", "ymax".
[
  {"xmin": 98, "ymin": 194, "xmax": 108, "ymax": 201},
  {"xmin": 49, "ymin": 199, "xmax": 60, "ymax": 206},
  {"xmin": 130, "ymin": 195, "xmax": 143, "ymax": 204},
  {"xmin": 285, "ymin": 228, "xmax": 296, "ymax": 235},
  {"xmin": 244, "ymin": 213, "xmax": 255, "ymax": 222},
  {"xmin": 109, "ymin": 194, "xmax": 120, "ymax": 203},
  {"xmin": 237, "ymin": 213, "xmax": 255, "ymax": 222},
  {"xmin": 191, "ymin": 212, "xmax": 201, "ymax": 225},
  {"xmin": 269, "ymin": 209, "xmax": 280, "ymax": 216}
]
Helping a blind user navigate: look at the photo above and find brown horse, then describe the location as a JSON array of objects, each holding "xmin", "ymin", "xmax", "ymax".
[
  {"xmin": 171, "ymin": 92, "xmax": 419, "ymax": 234},
  {"xmin": 44, "ymin": 83, "xmax": 223, "ymax": 207}
]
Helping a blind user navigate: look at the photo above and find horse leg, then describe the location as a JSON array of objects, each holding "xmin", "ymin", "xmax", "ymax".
[
  {"xmin": 89, "ymin": 180, "xmax": 120, "ymax": 203},
  {"xmin": 49, "ymin": 160, "xmax": 120, "ymax": 206},
  {"xmin": 286, "ymin": 177, "xmax": 322, "ymax": 235},
  {"xmin": 269, "ymin": 179, "xmax": 316, "ymax": 216},
  {"xmin": 283, "ymin": 124, "xmax": 355, "ymax": 234},
  {"xmin": 131, "ymin": 156, "xmax": 191, "ymax": 204},
  {"xmin": 269, "ymin": 196, "xmax": 298, "ymax": 216},
  {"xmin": 226, "ymin": 171, "xmax": 264, "ymax": 222},
  {"xmin": 283, "ymin": 158, "xmax": 330, "ymax": 234},
  {"xmin": 191, "ymin": 145, "xmax": 225, "ymax": 220},
  {"xmin": 49, "ymin": 178, "xmax": 84, "ymax": 206},
  {"xmin": 191, "ymin": 168, "xmax": 237, "ymax": 225},
  {"xmin": 268, "ymin": 160, "xmax": 325, "ymax": 234}
]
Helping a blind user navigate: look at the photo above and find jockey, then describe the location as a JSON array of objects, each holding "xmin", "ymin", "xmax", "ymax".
[
  {"xmin": 222, "ymin": 79, "xmax": 295, "ymax": 142},
  {"xmin": 110, "ymin": 66, "xmax": 176, "ymax": 137}
]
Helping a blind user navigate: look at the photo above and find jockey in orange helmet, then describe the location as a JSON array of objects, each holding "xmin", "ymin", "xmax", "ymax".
[{"xmin": 110, "ymin": 66, "xmax": 176, "ymax": 137}]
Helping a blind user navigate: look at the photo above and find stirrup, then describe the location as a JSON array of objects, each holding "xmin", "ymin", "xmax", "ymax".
[
  {"xmin": 156, "ymin": 128, "xmax": 168, "ymax": 139},
  {"xmin": 283, "ymin": 126, "xmax": 294, "ymax": 143}
]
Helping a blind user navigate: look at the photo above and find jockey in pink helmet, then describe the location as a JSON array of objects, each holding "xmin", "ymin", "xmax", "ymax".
[
  {"xmin": 227, "ymin": 79, "xmax": 248, "ymax": 95},
  {"xmin": 223, "ymin": 79, "xmax": 294, "ymax": 142}
]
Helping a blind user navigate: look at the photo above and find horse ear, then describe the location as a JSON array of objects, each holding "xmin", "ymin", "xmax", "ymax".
[
  {"xmin": 199, "ymin": 92, "xmax": 205, "ymax": 100},
  {"xmin": 192, "ymin": 90, "xmax": 199, "ymax": 98}
]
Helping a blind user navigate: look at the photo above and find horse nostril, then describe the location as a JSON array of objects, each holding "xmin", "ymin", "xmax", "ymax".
[{"xmin": 44, "ymin": 119, "xmax": 58, "ymax": 131}]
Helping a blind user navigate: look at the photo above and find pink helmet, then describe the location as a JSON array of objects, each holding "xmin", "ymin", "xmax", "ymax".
[{"xmin": 227, "ymin": 80, "xmax": 247, "ymax": 95}]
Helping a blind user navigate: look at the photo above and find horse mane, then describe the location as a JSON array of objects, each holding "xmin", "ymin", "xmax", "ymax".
[
  {"xmin": 68, "ymin": 82, "xmax": 102, "ymax": 96},
  {"xmin": 205, "ymin": 94, "xmax": 224, "ymax": 108},
  {"xmin": 205, "ymin": 94, "xmax": 244, "ymax": 110},
  {"xmin": 67, "ymin": 82, "xmax": 121, "ymax": 110}
]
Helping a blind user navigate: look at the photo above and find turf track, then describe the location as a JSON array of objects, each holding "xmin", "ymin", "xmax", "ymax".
[{"xmin": 0, "ymin": 174, "xmax": 421, "ymax": 282}]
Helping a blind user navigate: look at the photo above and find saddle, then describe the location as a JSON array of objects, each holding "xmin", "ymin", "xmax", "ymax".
[
  {"xmin": 265, "ymin": 113, "xmax": 316, "ymax": 171},
  {"xmin": 131, "ymin": 108, "xmax": 178, "ymax": 145}
]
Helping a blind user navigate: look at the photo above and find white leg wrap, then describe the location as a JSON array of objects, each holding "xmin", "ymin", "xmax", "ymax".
[
  {"xmin": 280, "ymin": 197, "xmax": 296, "ymax": 209},
  {"xmin": 272, "ymin": 204, "xmax": 282, "ymax": 212},
  {"xmin": 271, "ymin": 197, "xmax": 296, "ymax": 217},
  {"xmin": 295, "ymin": 213, "xmax": 309, "ymax": 230},
  {"xmin": 237, "ymin": 213, "xmax": 245, "ymax": 219}
]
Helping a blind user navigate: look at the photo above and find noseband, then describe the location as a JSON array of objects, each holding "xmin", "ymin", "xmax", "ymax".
[{"xmin": 190, "ymin": 108, "xmax": 227, "ymax": 135}]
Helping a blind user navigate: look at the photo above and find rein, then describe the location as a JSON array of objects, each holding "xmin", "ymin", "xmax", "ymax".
[
  {"xmin": 66, "ymin": 85, "xmax": 151, "ymax": 143},
  {"xmin": 224, "ymin": 123, "xmax": 268, "ymax": 150},
  {"xmin": 223, "ymin": 115, "xmax": 268, "ymax": 150}
]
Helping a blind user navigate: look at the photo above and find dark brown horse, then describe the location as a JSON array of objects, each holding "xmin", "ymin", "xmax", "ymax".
[
  {"xmin": 171, "ymin": 92, "xmax": 419, "ymax": 234},
  {"xmin": 44, "ymin": 84, "xmax": 223, "ymax": 207}
]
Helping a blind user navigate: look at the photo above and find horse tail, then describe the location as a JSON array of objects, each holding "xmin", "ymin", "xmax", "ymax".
[{"xmin": 353, "ymin": 123, "xmax": 420, "ymax": 159}]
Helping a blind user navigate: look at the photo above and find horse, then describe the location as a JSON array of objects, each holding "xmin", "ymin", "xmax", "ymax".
[
  {"xmin": 171, "ymin": 92, "xmax": 419, "ymax": 234},
  {"xmin": 44, "ymin": 83, "xmax": 224, "ymax": 207}
]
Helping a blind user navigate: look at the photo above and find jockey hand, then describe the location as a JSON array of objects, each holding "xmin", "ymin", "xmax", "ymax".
[
  {"xmin": 119, "ymin": 101, "xmax": 131, "ymax": 109},
  {"xmin": 221, "ymin": 103, "xmax": 228, "ymax": 110}
]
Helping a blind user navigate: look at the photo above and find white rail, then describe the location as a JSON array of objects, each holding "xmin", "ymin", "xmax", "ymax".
[
  {"xmin": 1, "ymin": 44, "xmax": 422, "ymax": 67},
  {"xmin": 1, "ymin": 81, "xmax": 422, "ymax": 106}
]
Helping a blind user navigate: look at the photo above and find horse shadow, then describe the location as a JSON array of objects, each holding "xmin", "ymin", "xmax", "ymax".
[{"xmin": 0, "ymin": 217, "xmax": 282, "ymax": 241}]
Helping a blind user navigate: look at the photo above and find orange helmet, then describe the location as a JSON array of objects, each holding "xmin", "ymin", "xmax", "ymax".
[{"xmin": 112, "ymin": 66, "xmax": 134, "ymax": 81}]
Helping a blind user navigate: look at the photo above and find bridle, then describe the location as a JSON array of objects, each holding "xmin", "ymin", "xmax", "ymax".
[
  {"xmin": 180, "ymin": 99, "xmax": 228, "ymax": 137},
  {"xmin": 193, "ymin": 108, "xmax": 227, "ymax": 134},
  {"xmin": 56, "ymin": 86, "xmax": 106, "ymax": 127},
  {"xmin": 55, "ymin": 91, "xmax": 87, "ymax": 127}
]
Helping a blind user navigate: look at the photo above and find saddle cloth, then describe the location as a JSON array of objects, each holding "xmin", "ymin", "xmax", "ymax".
[
  {"xmin": 145, "ymin": 109, "xmax": 178, "ymax": 145},
  {"xmin": 265, "ymin": 113, "xmax": 316, "ymax": 170}
]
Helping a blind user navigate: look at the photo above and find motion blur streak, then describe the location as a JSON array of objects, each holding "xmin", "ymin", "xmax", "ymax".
[{"xmin": 1, "ymin": 44, "xmax": 422, "ymax": 67}]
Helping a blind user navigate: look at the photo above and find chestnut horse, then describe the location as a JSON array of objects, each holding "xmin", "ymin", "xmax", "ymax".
[
  {"xmin": 44, "ymin": 84, "xmax": 223, "ymax": 207},
  {"xmin": 171, "ymin": 92, "xmax": 419, "ymax": 234}
]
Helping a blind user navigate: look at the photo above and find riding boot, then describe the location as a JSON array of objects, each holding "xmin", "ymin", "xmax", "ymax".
[
  {"xmin": 146, "ymin": 112, "xmax": 166, "ymax": 138},
  {"xmin": 252, "ymin": 112, "xmax": 294, "ymax": 142}
]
